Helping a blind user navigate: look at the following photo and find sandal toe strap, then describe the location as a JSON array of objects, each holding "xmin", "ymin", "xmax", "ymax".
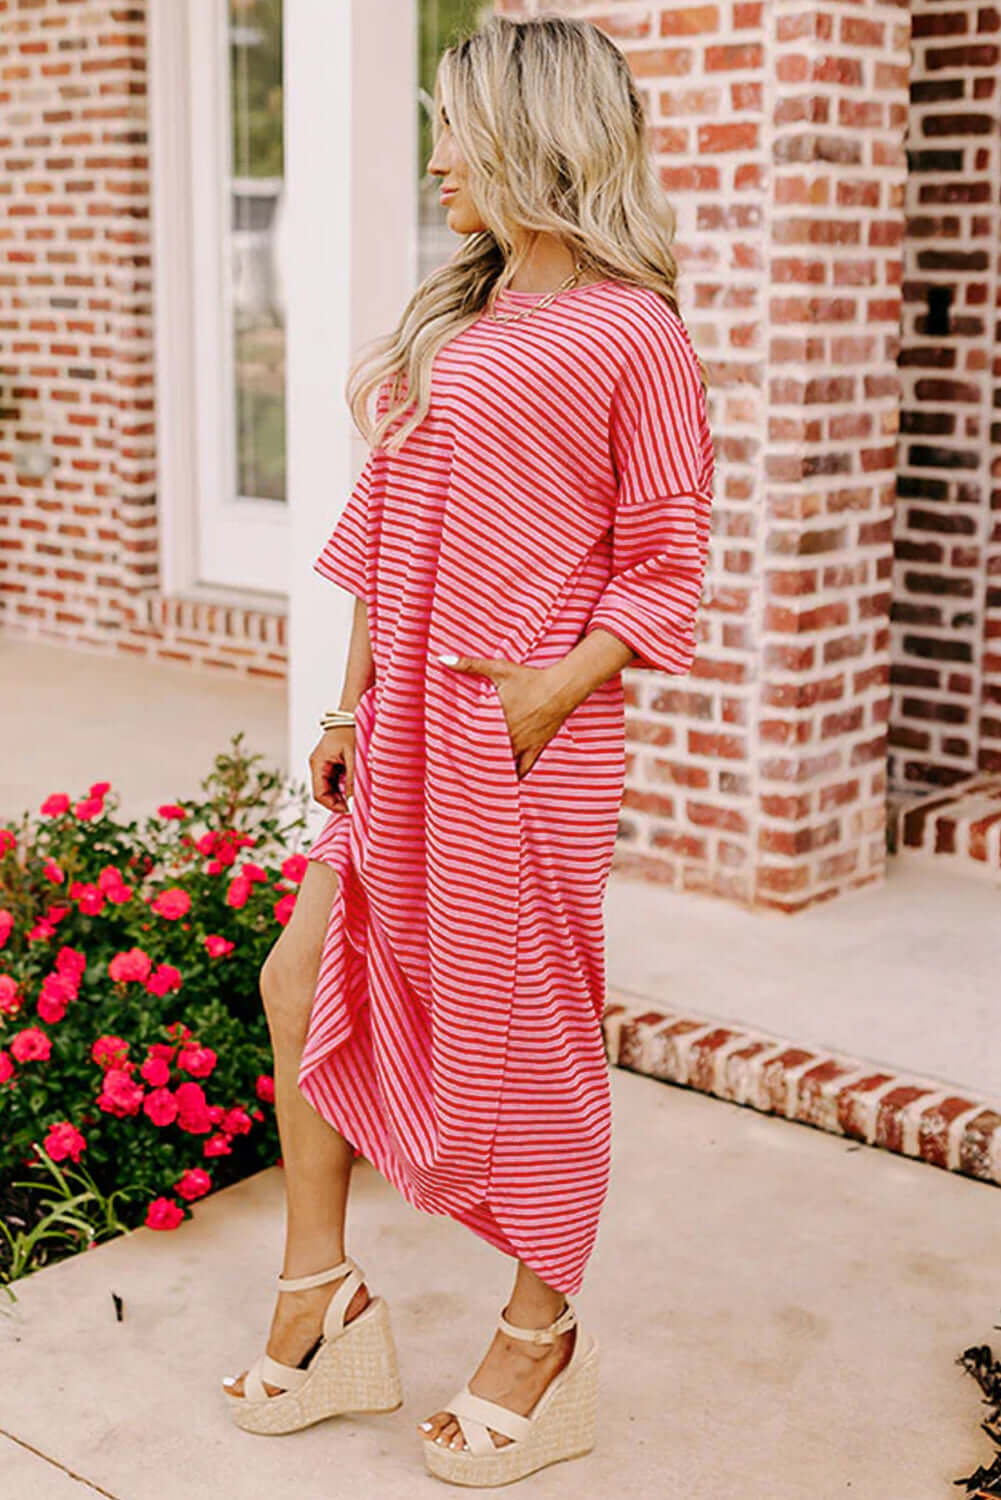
[
  {"xmin": 448, "ymin": 1387, "xmax": 533, "ymax": 1455},
  {"xmin": 244, "ymin": 1350, "xmax": 310, "ymax": 1402}
]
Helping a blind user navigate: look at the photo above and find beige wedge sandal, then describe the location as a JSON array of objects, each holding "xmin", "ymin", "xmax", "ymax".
[
  {"xmin": 422, "ymin": 1296, "xmax": 599, "ymax": 1486},
  {"xmin": 222, "ymin": 1254, "xmax": 403, "ymax": 1435}
]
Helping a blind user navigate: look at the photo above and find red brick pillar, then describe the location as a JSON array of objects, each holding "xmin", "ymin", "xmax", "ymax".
[
  {"xmin": 496, "ymin": 1, "xmax": 912, "ymax": 912},
  {"xmin": 755, "ymin": 3, "xmax": 910, "ymax": 908}
]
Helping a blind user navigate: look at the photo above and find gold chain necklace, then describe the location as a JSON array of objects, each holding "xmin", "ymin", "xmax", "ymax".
[{"xmin": 485, "ymin": 258, "xmax": 585, "ymax": 324}]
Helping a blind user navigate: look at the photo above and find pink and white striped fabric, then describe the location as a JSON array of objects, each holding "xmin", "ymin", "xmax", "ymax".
[{"xmin": 298, "ymin": 279, "xmax": 714, "ymax": 1295}]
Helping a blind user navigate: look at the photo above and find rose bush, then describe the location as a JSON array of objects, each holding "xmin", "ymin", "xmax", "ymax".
[{"xmin": 0, "ymin": 734, "xmax": 313, "ymax": 1293}]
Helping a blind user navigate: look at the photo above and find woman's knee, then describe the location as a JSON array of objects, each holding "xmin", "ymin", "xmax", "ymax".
[
  {"xmin": 260, "ymin": 938, "xmax": 319, "ymax": 1039},
  {"xmin": 259, "ymin": 861, "xmax": 339, "ymax": 1035}
]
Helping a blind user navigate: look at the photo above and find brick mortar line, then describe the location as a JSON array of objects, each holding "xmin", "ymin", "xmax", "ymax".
[{"xmin": 602, "ymin": 994, "xmax": 1001, "ymax": 1188}]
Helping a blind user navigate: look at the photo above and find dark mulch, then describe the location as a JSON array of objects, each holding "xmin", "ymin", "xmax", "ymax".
[{"xmin": 955, "ymin": 1317, "xmax": 1001, "ymax": 1494}]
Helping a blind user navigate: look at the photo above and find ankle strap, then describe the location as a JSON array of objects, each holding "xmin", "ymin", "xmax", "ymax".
[
  {"xmin": 497, "ymin": 1297, "xmax": 577, "ymax": 1345},
  {"xmin": 276, "ymin": 1255, "xmax": 359, "ymax": 1292}
]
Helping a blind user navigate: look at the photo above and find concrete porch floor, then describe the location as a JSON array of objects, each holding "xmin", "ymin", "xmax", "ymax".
[{"xmin": 0, "ymin": 1064, "xmax": 997, "ymax": 1499}]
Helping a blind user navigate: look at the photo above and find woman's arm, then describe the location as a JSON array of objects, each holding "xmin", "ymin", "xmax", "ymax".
[
  {"xmin": 309, "ymin": 595, "xmax": 375, "ymax": 813},
  {"xmin": 337, "ymin": 595, "xmax": 376, "ymax": 711},
  {"xmin": 545, "ymin": 628, "xmax": 636, "ymax": 718}
]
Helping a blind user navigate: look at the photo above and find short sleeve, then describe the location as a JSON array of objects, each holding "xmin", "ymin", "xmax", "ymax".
[
  {"xmin": 312, "ymin": 379, "xmax": 395, "ymax": 602},
  {"xmin": 583, "ymin": 306, "xmax": 714, "ymax": 673},
  {"xmin": 312, "ymin": 450, "xmax": 375, "ymax": 602}
]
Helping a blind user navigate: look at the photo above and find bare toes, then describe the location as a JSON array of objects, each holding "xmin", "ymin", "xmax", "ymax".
[{"xmin": 419, "ymin": 1410, "xmax": 449, "ymax": 1442}]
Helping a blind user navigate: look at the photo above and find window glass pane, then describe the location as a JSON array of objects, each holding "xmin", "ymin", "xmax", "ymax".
[
  {"xmin": 417, "ymin": 1, "xmax": 492, "ymax": 284},
  {"xmin": 229, "ymin": 0, "xmax": 285, "ymax": 503}
]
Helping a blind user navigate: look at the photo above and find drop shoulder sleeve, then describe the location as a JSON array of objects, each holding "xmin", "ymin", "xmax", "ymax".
[
  {"xmin": 312, "ymin": 448, "xmax": 376, "ymax": 603},
  {"xmin": 583, "ymin": 305, "xmax": 714, "ymax": 673}
]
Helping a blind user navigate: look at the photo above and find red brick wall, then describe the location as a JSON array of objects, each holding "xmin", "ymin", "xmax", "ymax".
[
  {"xmin": 0, "ymin": 0, "xmax": 286, "ymax": 679},
  {"xmin": 894, "ymin": 0, "xmax": 1001, "ymax": 785}
]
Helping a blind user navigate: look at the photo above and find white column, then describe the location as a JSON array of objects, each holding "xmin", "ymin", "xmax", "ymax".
[{"xmin": 284, "ymin": 0, "xmax": 417, "ymax": 835}]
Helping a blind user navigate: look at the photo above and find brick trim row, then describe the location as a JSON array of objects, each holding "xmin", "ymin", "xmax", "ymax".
[{"xmin": 602, "ymin": 994, "xmax": 1001, "ymax": 1189}]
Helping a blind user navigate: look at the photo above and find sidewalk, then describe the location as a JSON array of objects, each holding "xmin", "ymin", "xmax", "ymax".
[{"xmin": 0, "ymin": 1064, "xmax": 997, "ymax": 1499}]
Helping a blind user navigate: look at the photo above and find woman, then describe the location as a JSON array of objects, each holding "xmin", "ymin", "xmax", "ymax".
[{"xmin": 221, "ymin": 13, "xmax": 714, "ymax": 1487}]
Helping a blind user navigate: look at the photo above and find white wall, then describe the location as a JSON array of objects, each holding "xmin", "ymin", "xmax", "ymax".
[{"xmin": 284, "ymin": 0, "xmax": 417, "ymax": 833}]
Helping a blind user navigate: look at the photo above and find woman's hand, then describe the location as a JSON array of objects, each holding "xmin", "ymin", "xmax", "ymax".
[
  {"xmin": 438, "ymin": 654, "xmax": 573, "ymax": 779},
  {"xmin": 309, "ymin": 726, "xmax": 356, "ymax": 813}
]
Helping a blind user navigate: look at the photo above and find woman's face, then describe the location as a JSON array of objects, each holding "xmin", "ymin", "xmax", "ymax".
[{"xmin": 427, "ymin": 102, "xmax": 486, "ymax": 235}]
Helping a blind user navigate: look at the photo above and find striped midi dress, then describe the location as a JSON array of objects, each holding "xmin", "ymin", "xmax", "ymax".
[{"xmin": 297, "ymin": 279, "xmax": 715, "ymax": 1295}]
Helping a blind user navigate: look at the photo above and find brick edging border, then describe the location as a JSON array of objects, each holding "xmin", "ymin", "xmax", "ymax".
[{"xmin": 601, "ymin": 998, "xmax": 1001, "ymax": 1189}]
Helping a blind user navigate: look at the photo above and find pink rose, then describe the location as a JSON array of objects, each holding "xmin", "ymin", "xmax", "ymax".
[
  {"xmin": 97, "ymin": 1067, "xmax": 144, "ymax": 1117},
  {"xmin": 0, "ymin": 975, "xmax": 21, "ymax": 1016},
  {"xmin": 91, "ymin": 1034, "xmax": 130, "ymax": 1069},
  {"xmin": 281, "ymin": 854, "xmax": 308, "ymax": 884},
  {"xmin": 145, "ymin": 1196, "xmax": 184, "ymax": 1231},
  {"xmin": 274, "ymin": 892, "xmax": 296, "ymax": 926},
  {"xmin": 27, "ymin": 919, "xmax": 56, "ymax": 942},
  {"xmin": 73, "ymin": 884, "xmax": 105, "ymax": 916},
  {"xmin": 239, "ymin": 862, "xmax": 269, "ymax": 885},
  {"xmin": 140, "ymin": 1055, "xmax": 171, "ymax": 1087},
  {"xmin": 108, "ymin": 948, "xmax": 153, "ymax": 984},
  {"xmin": 223, "ymin": 1107, "xmax": 252, "ymax": 1136},
  {"xmin": 0, "ymin": 828, "xmax": 15, "ymax": 855},
  {"xmin": 207, "ymin": 1104, "xmax": 225, "ymax": 1124},
  {"xmin": 255, "ymin": 1073, "xmax": 275, "ymax": 1103},
  {"xmin": 43, "ymin": 1121, "xmax": 87, "ymax": 1163},
  {"xmin": 150, "ymin": 887, "xmax": 191, "ymax": 920},
  {"xmin": 143, "ymin": 1087, "xmax": 178, "ymax": 1127},
  {"xmin": 41, "ymin": 972, "xmax": 76, "ymax": 1005},
  {"xmin": 158, "ymin": 803, "xmax": 187, "ymax": 820},
  {"xmin": 37, "ymin": 991, "xmax": 67, "ymax": 1025},
  {"xmin": 146, "ymin": 963, "xmax": 182, "ymax": 997},
  {"xmin": 42, "ymin": 859, "xmax": 65, "ymax": 885},
  {"xmin": 225, "ymin": 876, "xmax": 251, "ymax": 909},
  {"xmin": 204, "ymin": 934, "xmax": 234, "ymax": 958},
  {"xmin": 175, "ymin": 1081, "xmax": 212, "ymax": 1133},
  {"xmin": 45, "ymin": 903, "xmax": 72, "ymax": 924},
  {"xmin": 175, "ymin": 1167, "xmax": 211, "ymax": 1202},
  {"xmin": 74, "ymin": 795, "xmax": 104, "ymax": 821},
  {"xmin": 177, "ymin": 1045, "xmax": 216, "ymax": 1079},
  {"xmin": 0, "ymin": 1051, "xmax": 15, "ymax": 1084},
  {"xmin": 203, "ymin": 1133, "xmax": 232, "ymax": 1158},
  {"xmin": 10, "ymin": 1027, "xmax": 51, "ymax": 1063},
  {"xmin": 148, "ymin": 1042, "xmax": 177, "ymax": 1063},
  {"xmin": 89, "ymin": 781, "xmax": 111, "ymax": 797},
  {"xmin": 56, "ymin": 946, "xmax": 86, "ymax": 978},
  {"xmin": 0, "ymin": 909, "xmax": 13, "ymax": 948},
  {"xmin": 40, "ymin": 793, "xmax": 71, "ymax": 817}
]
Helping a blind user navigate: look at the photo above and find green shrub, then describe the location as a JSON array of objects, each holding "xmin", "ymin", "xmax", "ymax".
[{"xmin": 0, "ymin": 734, "xmax": 313, "ymax": 1294}]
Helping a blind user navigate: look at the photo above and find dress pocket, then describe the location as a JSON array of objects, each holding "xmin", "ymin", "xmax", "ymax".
[{"xmin": 480, "ymin": 676, "xmax": 578, "ymax": 783}]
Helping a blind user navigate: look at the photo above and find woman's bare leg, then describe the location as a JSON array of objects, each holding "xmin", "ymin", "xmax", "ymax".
[
  {"xmin": 418, "ymin": 1260, "xmax": 576, "ymax": 1450},
  {"xmin": 224, "ymin": 857, "xmax": 370, "ymax": 1399}
]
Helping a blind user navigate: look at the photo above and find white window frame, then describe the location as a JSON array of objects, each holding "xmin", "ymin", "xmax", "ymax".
[{"xmin": 149, "ymin": 0, "xmax": 289, "ymax": 600}]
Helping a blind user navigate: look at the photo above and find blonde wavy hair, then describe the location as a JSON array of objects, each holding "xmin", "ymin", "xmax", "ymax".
[{"xmin": 348, "ymin": 12, "xmax": 706, "ymax": 453}]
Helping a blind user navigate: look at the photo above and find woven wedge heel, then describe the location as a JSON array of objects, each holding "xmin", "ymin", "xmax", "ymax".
[
  {"xmin": 223, "ymin": 1254, "xmax": 403, "ymax": 1436},
  {"xmin": 422, "ymin": 1296, "xmax": 599, "ymax": 1486}
]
